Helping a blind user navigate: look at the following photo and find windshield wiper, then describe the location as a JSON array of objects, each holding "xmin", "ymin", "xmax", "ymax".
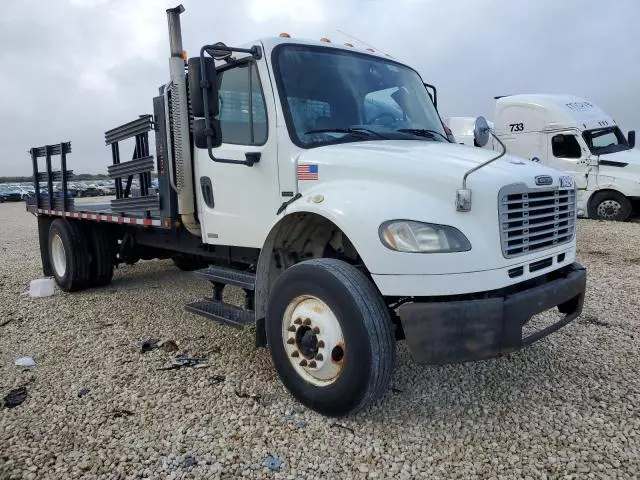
[
  {"xmin": 304, "ymin": 127, "xmax": 388, "ymax": 139},
  {"xmin": 396, "ymin": 128, "xmax": 450, "ymax": 142}
]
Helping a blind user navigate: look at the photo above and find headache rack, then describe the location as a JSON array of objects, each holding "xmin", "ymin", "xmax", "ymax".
[
  {"xmin": 106, "ymin": 115, "xmax": 160, "ymax": 217},
  {"xmin": 499, "ymin": 185, "xmax": 576, "ymax": 258}
]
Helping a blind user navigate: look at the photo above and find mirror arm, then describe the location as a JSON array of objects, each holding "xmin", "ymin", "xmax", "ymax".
[
  {"xmin": 456, "ymin": 132, "xmax": 506, "ymax": 212},
  {"xmin": 462, "ymin": 132, "xmax": 506, "ymax": 189},
  {"xmin": 199, "ymin": 46, "xmax": 255, "ymax": 167}
]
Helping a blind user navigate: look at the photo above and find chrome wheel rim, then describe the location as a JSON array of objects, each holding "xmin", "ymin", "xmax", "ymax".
[
  {"xmin": 597, "ymin": 199, "xmax": 622, "ymax": 219},
  {"xmin": 282, "ymin": 295, "xmax": 345, "ymax": 387},
  {"xmin": 51, "ymin": 233, "xmax": 67, "ymax": 277}
]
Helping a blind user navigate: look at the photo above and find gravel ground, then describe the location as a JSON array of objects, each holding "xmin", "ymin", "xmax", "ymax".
[{"xmin": 1, "ymin": 200, "xmax": 639, "ymax": 479}]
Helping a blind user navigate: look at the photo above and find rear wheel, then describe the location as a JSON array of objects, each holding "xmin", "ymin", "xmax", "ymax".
[
  {"xmin": 589, "ymin": 191, "xmax": 632, "ymax": 221},
  {"xmin": 48, "ymin": 219, "xmax": 90, "ymax": 291},
  {"xmin": 266, "ymin": 258, "xmax": 396, "ymax": 416},
  {"xmin": 85, "ymin": 225, "xmax": 116, "ymax": 287}
]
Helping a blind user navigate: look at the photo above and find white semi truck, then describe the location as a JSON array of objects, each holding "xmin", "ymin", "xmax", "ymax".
[
  {"xmin": 447, "ymin": 94, "xmax": 639, "ymax": 221},
  {"xmin": 26, "ymin": 6, "xmax": 586, "ymax": 416}
]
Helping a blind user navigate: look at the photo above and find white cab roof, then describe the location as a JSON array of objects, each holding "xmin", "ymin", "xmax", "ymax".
[
  {"xmin": 496, "ymin": 94, "xmax": 615, "ymax": 131},
  {"xmin": 243, "ymin": 36, "xmax": 392, "ymax": 60}
]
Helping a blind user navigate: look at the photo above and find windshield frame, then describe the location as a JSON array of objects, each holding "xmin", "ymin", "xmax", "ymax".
[
  {"xmin": 271, "ymin": 43, "xmax": 445, "ymax": 149},
  {"xmin": 582, "ymin": 126, "xmax": 630, "ymax": 155}
]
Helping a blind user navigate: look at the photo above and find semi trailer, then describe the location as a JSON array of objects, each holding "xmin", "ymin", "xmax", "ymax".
[
  {"xmin": 446, "ymin": 94, "xmax": 639, "ymax": 221},
  {"xmin": 26, "ymin": 5, "xmax": 586, "ymax": 416}
]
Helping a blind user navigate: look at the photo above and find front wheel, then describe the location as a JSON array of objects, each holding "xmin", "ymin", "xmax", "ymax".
[
  {"xmin": 589, "ymin": 191, "xmax": 632, "ymax": 221},
  {"xmin": 266, "ymin": 258, "xmax": 396, "ymax": 416}
]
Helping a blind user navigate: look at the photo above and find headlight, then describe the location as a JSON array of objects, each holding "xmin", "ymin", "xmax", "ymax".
[{"xmin": 379, "ymin": 220, "xmax": 471, "ymax": 253}]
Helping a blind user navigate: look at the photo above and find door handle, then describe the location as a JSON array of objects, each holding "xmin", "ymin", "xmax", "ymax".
[{"xmin": 200, "ymin": 177, "xmax": 214, "ymax": 208}]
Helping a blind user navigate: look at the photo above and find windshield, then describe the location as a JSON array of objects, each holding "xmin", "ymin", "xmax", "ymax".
[
  {"xmin": 273, "ymin": 44, "xmax": 446, "ymax": 148},
  {"xmin": 583, "ymin": 126, "xmax": 629, "ymax": 155}
]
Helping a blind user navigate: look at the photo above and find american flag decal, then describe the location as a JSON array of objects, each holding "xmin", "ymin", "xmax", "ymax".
[{"xmin": 297, "ymin": 163, "xmax": 319, "ymax": 180}]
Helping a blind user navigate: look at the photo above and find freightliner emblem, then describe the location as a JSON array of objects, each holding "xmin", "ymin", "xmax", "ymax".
[{"xmin": 535, "ymin": 175, "xmax": 553, "ymax": 186}]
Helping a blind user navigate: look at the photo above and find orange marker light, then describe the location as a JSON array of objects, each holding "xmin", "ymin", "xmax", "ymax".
[
  {"xmin": 182, "ymin": 50, "xmax": 188, "ymax": 61},
  {"xmin": 320, "ymin": 37, "xmax": 331, "ymax": 43},
  {"xmin": 279, "ymin": 32, "xmax": 291, "ymax": 38}
]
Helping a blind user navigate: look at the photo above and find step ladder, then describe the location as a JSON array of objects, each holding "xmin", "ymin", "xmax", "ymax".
[{"xmin": 184, "ymin": 265, "xmax": 257, "ymax": 328}]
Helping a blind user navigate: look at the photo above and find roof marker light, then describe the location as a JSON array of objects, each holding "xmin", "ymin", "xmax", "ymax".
[
  {"xmin": 279, "ymin": 32, "xmax": 291, "ymax": 38},
  {"xmin": 344, "ymin": 42, "xmax": 354, "ymax": 47},
  {"xmin": 320, "ymin": 37, "xmax": 331, "ymax": 43},
  {"xmin": 366, "ymin": 48, "xmax": 375, "ymax": 52}
]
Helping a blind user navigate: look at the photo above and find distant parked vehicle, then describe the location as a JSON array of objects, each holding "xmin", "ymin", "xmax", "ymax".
[{"xmin": 1, "ymin": 186, "xmax": 27, "ymax": 201}]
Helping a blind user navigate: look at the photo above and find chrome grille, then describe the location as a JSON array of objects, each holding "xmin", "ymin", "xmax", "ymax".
[{"xmin": 499, "ymin": 185, "xmax": 576, "ymax": 258}]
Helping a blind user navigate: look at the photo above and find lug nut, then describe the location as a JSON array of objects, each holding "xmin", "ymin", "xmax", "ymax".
[
  {"xmin": 291, "ymin": 351, "xmax": 299, "ymax": 358},
  {"xmin": 303, "ymin": 318, "xmax": 311, "ymax": 325},
  {"xmin": 308, "ymin": 360, "xmax": 317, "ymax": 368},
  {"xmin": 312, "ymin": 326, "xmax": 320, "ymax": 334},
  {"xmin": 286, "ymin": 338, "xmax": 295, "ymax": 345},
  {"xmin": 318, "ymin": 340, "xmax": 325, "ymax": 348},
  {"xmin": 294, "ymin": 318, "xmax": 302, "ymax": 325},
  {"xmin": 299, "ymin": 359, "xmax": 308, "ymax": 367},
  {"xmin": 315, "ymin": 353, "xmax": 323, "ymax": 361},
  {"xmin": 288, "ymin": 325, "xmax": 296, "ymax": 332}
]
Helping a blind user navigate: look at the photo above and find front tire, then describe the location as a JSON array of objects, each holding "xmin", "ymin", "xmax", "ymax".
[
  {"xmin": 589, "ymin": 191, "xmax": 632, "ymax": 221},
  {"xmin": 48, "ymin": 219, "xmax": 90, "ymax": 292},
  {"xmin": 266, "ymin": 259, "xmax": 396, "ymax": 417}
]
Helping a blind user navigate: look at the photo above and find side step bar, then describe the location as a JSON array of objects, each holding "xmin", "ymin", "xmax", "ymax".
[
  {"xmin": 185, "ymin": 266, "xmax": 257, "ymax": 329},
  {"xmin": 195, "ymin": 266, "xmax": 256, "ymax": 290},
  {"xmin": 184, "ymin": 299, "xmax": 254, "ymax": 328}
]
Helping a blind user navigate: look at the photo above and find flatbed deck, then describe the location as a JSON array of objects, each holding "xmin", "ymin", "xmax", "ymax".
[{"xmin": 28, "ymin": 200, "xmax": 164, "ymax": 227}]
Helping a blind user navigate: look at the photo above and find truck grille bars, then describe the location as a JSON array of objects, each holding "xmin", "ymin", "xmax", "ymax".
[
  {"xmin": 105, "ymin": 115, "xmax": 160, "ymax": 216},
  {"xmin": 499, "ymin": 185, "xmax": 576, "ymax": 258}
]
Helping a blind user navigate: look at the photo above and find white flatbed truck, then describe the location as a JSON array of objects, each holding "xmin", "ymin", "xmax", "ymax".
[
  {"xmin": 26, "ymin": 6, "xmax": 586, "ymax": 416},
  {"xmin": 447, "ymin": 94, "xmax": 639, "ymax": 221}
]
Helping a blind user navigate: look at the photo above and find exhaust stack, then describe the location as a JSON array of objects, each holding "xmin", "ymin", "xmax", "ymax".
[{"xmin": 166, "ymin": 5, "xmax": 200, "ymax": 236}]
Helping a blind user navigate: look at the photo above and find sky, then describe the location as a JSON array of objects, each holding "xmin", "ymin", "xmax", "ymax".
[{"xmin": 0, "ymin": 0, "xmax": 638, "ymax": 176}]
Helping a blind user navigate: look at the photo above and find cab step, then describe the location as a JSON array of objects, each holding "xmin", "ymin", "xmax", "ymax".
[
  {"xmin": 195, "ymin": 266, "xmax": 256, "ymax": 290},
  {"xmin": 184, "ymin": 299, "xmax": 254, "ymax": 328}
]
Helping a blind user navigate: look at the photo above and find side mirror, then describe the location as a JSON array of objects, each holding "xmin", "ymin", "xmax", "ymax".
[
  {"xmin": 473, "ymin": 116, "xmax": 490, "ymax": 147},
  {"xmin": 628, "ymin": 130, "xmax": 636, "ymax": 149},
  {"xmin": 188, "ymin": 57, "xmax": 218, "ymax": 118},
  {"xmin": 194, "ymin": 118, "xmax": 221, "ymax": 149}
]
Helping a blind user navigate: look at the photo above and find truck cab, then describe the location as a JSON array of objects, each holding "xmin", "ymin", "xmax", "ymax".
[
  {"xmin": 447, "ymin": 94, "xmax": 639, "ymax": 221},
  {"xmin": 27, "ymin": 6, "xmax": 587, "ymax": 416}
]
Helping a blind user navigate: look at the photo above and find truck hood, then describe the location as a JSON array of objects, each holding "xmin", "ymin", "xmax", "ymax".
[
  {"xmin": 297, "ymin": 140, "xmax": 565, "ymax": 192},
  {"xmin": 597, "ymin": 149, "xmax": 640, "ymax": 181},
  {"xmin": 599, "ymin": 148, "xmax": 640, "ymax": 167}
]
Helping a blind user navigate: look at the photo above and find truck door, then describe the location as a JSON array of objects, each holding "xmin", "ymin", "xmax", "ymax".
[
  {"xmin": 194, "ymin": 57, "xmax": 280, "ymax": 248},
  {"xmin": 546, "ymin": 132, "xmax": 588, "ymax": 189}
]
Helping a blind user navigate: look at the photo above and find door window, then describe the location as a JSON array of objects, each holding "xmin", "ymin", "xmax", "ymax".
[
  {"xmin": 551, "ymin": 134, "xmax": 581, "ymax": 159},
  {"xmin": 216, "ymin": 63, "xmax": 267, "ymax": 145}
]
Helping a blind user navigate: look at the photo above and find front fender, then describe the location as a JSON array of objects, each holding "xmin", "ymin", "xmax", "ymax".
[{"xmin": 595, "ymin": 174, "xmax": 640, "ymax": 197}]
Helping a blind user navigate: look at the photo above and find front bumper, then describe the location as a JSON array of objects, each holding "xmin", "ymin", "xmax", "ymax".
[{"xmin": 397, "ymin": 262, "xmax": 587, "ymax": 365}]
